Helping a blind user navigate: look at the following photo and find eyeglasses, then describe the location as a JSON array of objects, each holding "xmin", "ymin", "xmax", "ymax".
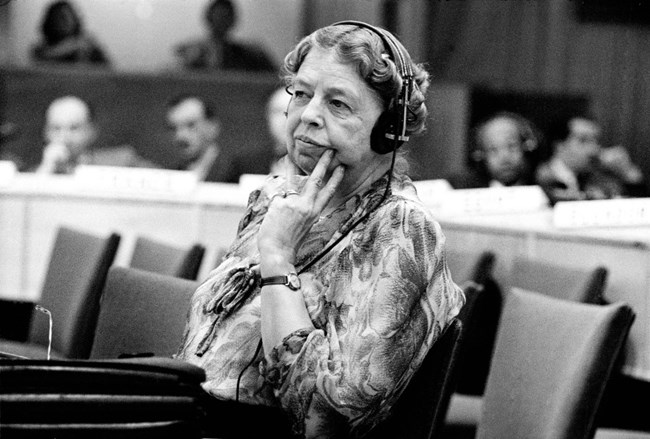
[{"xmin": 35, "ymin": 305, "xmax": 53, "ymax": 360}]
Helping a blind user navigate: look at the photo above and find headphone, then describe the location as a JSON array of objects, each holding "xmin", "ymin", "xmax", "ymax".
[
  {"xmin": 470, "ymin": 111, "xmax": 540, "ymax": 163},
  {"xmin": 332, "ymin": 20, "xmax": 414, "ymax": 155}
]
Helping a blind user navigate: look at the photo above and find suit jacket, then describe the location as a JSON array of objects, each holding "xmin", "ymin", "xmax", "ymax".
[
  {"xmin": 535, "ymin": 158, "xmax": 648, "ymax": 205},
  {"xmin": 176, "ymin": 39, "xmax": 275, "ymax": 72},
  {"xmin": 202, "ymin": 151, "xmax": 242, "ymax": 184},
  {"xmin": 32, "ymin": 144, "xmax": 157, "ymax": 174},
  {"xmin": 78, "ymin": 145, "xmax": 156, "ymax": 169},
  {"xmin": 446, "ymin": 165, "xmax": 535, "ymax": 189}
]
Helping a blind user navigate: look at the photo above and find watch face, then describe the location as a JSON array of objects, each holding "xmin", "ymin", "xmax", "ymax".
[{"xmin": 287, "ymin": 272, "xmax": 301, "ymax": 290}]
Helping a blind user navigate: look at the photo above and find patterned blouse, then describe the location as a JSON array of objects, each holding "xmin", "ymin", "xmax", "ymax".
[{"xmin": 176, "ymin": 172, "xmax": 465, "ymax": 438}]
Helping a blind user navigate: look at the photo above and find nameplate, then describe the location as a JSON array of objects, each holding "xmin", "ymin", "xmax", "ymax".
[
  {"xmin": 0, "ymin": 160, "xmax": 17, "ymax": 187},
  {"xmin": 413, "ymin": 179, "xmax": 453, "ymax": 206},
  {"xmin": 553, "ymin": 198, "xmax": 650, "ymax": 228},
  {"xmin": 74, "ymin": 165, "xmax": 199, "ymax": 195},
  {"xmin": 438, "ymin": 185, "xmax": 549, "ymax": 216}
]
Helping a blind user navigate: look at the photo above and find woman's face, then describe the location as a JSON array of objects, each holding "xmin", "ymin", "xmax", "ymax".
[{"xmin": 285, "ymin": 47, "xmax": 386, "ymax": 188}]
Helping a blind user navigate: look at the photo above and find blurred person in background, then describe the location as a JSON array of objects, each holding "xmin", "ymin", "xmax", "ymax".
[
  {"xmin": 265, "ymin": 86, "xmax": 292, "ymax": 175},
  {"xmin": 36, "ymin": 96, "xmax": 152, "ymax": 174},
  {"xmin": 536, "ymin": 115, "xmax": 647, "ymax": 204},
  {"xmin": 31, "ymin": 0, "xmax": 110, "ymax": 66},
  {"xmin": 175, "ymin": 0, "xmax": 275, "ymax": 72},
  {"xmin": 447, "ymin": 111, "xmax": 539, "ymax": 189},
  {"xmin": 166, "ymin": 94, "xmax": 241, "ymax": 183}
]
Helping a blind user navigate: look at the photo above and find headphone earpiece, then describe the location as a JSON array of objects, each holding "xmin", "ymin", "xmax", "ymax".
[
  {"xmin": 332, "ymin": 20, "xmax": 413, "ymax": 155},
  {"xmin": 371, "ymin": 111, "xmax": 404, "ymax": 154}
]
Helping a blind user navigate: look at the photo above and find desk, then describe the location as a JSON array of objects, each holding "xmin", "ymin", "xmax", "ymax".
[
  {"xmin": 2, "ymin": 174, "xmax": 650, "ymax": 381},
  {"xmin": 0, "ymin": 174, "xmax": 247, "ymax": 302}
]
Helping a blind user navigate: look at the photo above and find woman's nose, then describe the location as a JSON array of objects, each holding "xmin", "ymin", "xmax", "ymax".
[{"xmin": 300, "ymin": 98, "xmax": 324, "ymax": 127}]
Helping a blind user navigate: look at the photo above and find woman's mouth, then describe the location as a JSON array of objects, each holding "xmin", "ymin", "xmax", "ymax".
[{"xmin": 295, "ymin": 135, "xmax": 325, "ymax": 148}]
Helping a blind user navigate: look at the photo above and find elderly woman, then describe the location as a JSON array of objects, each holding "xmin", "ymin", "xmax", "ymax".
[{"xmin": 177, "ymin": 21, "xmax": 464, "ymax": 438}]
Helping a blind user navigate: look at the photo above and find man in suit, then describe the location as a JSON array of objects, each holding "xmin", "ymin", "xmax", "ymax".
[
  {"xmin": 535, "ymin": 115, "xmax": 647, "ymax": 204},
  {"xmin": 447, "ymin": 112, "xmax": 538, "ymax": 189},
  {"xmin": 36, "ymin": 95, "xmax": 154, "ymax": 174},
  {"xmin": 175, "ymin": 0, "xmax": 275, "ymax": 72},
  {"xmin": 165, "ymin": 94, "xmax": 240, "ymax": 183}
]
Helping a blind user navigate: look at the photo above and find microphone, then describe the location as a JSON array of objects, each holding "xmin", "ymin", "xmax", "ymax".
[{"xmin": 35, "ymin": 305, "xmax": 53, "ymax": 360}]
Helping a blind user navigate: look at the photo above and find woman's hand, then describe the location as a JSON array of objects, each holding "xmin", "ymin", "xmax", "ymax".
[{"xmin": 258, "ymin": 149, "xmax": 345, "ymax": 276}]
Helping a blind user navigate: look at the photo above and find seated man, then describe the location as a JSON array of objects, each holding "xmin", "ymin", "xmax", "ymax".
[
  {"xmin": 165, "ymin": 94, "xmax": 240, "ymax": 183},
  {"xmin": 36, "ymin": 95, "xmax": 154, "ymax": 174},
  {"xmin": 174, "ymin": 0, "xmax": 275, "ymax": 72},
  {"xmin": 536, "ymin": 115, "xmax": 647, "ymax": 204},
  {"xmin": 447, "ymin": 112, "xmax": 538, "ymax": 189},
  {"xmin": 265, "ymin": 86, "xmax": 292, "ymax": 176}
]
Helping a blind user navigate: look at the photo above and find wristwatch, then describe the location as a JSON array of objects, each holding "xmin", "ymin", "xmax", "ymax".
[{"xmin": 260, "ymin": 272, "xmax": 301, "ymax": 290}]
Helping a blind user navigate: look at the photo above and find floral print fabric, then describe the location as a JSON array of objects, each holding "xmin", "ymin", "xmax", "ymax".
[{"xmin": 176, "ymin": 172, "xmax": 464, "ymax": 438}]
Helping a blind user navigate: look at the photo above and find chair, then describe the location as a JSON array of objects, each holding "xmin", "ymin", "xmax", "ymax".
[
  {"xmin": 509, "ymin": 255, "xmax": 608, "ymax": 304},
  {"xmin": 446, "ymin": 250, "xmax": 502, "ymax": 396},
  {"xmin": 199, "ymin": 317, "xmax": 465, "ymax": 439},
  {"xmin": 445, "ymin": 250, "xmax": 496, "ymax": 287},
  {"xmin": 366, "ymin": 317, "xmax": 464, "ymax": 439},
  {"xmin": 129, "ymin": 236, "xmax": 205, "ymax": 280},
  {"xmin": 0, "ymin": 356, "xmax": 207, "ymax": 438},
  {"xmin": 90, "ymin": 267, "xmax": 199, "ymax": 359},
  {"xmin": 444, "ymin": 288, "xmax": 635, "ymax": 439},
  {"xmin": 0, "ymin": 226, "xmax": 120, "ymax": 360}
]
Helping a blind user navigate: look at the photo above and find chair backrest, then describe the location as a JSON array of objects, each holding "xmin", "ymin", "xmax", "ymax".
[
  {"xmin": 446, "ymin": 250, "xmax": 496, "ymax": 286},
  {"xmin": 447, "ymin": 250, "xmax": 502, "ymax": 396},
  {"xmin": 90, "ymin": 267, "xmax": 199, "ymax": 359},
  {"xmin": 509, "ymin": 256, "xmax": 608, "ymax": 304},
  {"xmin": 478, "ymin": 288, "xmax": 635, "ymax": 439},
  {"xmin": 367, "ymin": 318, "xmax": 464, "ymax": 439},
  {"xmin": 29, "ymin": 226, "xmax": 120, "ymax": 359},
  {"xmin": 129, "ymin": 236, "xmax": 205, "ymax": 280},
  {"xmin": 455, "ymin": 281, "xmax": 501, "ymax": 396}
]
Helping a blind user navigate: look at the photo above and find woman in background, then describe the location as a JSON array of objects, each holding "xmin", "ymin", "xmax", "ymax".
[{"xmin": 31, "ymin": 0, "xmax": 110, "ymax": 66}]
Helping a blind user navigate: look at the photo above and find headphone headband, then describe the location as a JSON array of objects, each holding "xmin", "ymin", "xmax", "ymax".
[
  {"xmin": 331, "ymin": 20, "xmax": 413, "ymax": 79},
  {"xmin": 331, "ymin": 20, "xmax": 414, "ymax": 153}
]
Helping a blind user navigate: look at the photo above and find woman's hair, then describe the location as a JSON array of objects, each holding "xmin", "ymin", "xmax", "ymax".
[
  {"xmin": 282, "ymin": 24, "xmax": 431, "ymax": 139},
  {"xmin": 40, "ymin": 1, "xmax": 82, "ymax": 45}
]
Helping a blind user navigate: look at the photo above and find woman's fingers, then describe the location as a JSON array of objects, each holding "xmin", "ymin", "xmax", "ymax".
[
  {"xmin": 315, "ymin": 165, "xmax": 345, "ymax": 208},
  {"xmin": 302, "ymin": 149, "xmax": 334, "ymax": 196}
]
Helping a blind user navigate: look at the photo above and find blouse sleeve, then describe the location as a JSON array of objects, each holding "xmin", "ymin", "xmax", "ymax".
[{"xmin": 260, "ymin": 199, "xmax": 465, "ymax": 437}]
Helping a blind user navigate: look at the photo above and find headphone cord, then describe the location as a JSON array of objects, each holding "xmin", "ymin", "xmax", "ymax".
[
  {"xmin": 235, "ymin": 128, "xmax": 400, "ymax": 402},
  {"xmin": 235, "ymin": 337, "xmax": 264, "ymax": 403},
  {"xmin": 298, "ymin": 146, "xmax": 396, "ymax": 274}
]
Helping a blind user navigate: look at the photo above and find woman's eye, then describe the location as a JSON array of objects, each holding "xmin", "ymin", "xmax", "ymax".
[
  {"xmin": 330, "ymin": 100, "xmax": 349, "ymax": 111},
  {"xmin": 292, "ymin": 90, "xmax": 310, "ymax": 103}
]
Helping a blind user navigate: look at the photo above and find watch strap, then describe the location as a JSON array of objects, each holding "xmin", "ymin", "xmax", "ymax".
[{"xmin": 260, "ymin": 275, "xmax": 288, "ymax": 287}]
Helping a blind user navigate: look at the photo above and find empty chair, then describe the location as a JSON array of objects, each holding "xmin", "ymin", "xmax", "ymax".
[
  {"xmin": 129, "ymin": 236, "xmax": 205, "ymax": 280},
  {"xmin": 446, "ymin": 250, "xmax": 502, "ymax": 396},
  {"xmin": 444, "ymin": 288, "xmax": 635, "ymax": 439},
  {"xmin": 0, "ymin": 226, "xmax": 120, "ymax": 359},
  {"xmin": 509, "ymin": 255, "xmax": 608, "ymax": 304},
  {"xmin": 366, "ymin": 317, "xmax": 464, "ymax": 439},
  {"xmin": 90, "ymin": 266, "xmax": 199, "ymax": 359},
  {"xmin": 0, "ymin": 356, "xmax": 207, "ymax": 438},
  {"xmin": 446, "ymin": 250, "xmax": 496, "ymax": 287}
]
